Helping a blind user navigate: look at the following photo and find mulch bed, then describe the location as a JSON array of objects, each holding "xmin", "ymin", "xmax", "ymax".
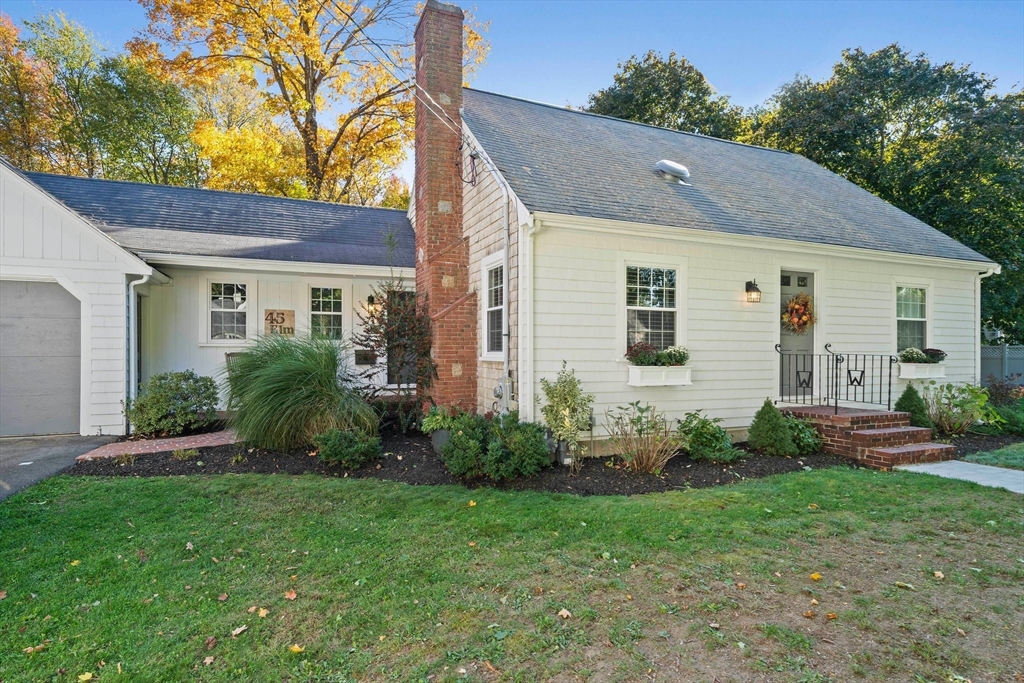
[
  {"xmin": 69, "ymin": 430, "xmax": 854, "ymax": 496},
  {"xmin": 950, "ymin": 432, "xmax": 1023, "ymax": 456}
]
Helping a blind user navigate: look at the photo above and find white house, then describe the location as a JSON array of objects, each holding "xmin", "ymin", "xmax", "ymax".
[
  {"xmin": 0, "ymin": 158, "xmax": 412, "ymax": 437},
  {"xmin": 412, "ymin": 0, "xmax": 1001, "ymax": 445}
]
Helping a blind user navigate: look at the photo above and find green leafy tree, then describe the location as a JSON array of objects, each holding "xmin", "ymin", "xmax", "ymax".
[
  {"xmin": 90, "ymin": 56, "xmax": 203, "ymax": 186},
  {"xmin": 587, "ymin": 50, "xmax": 746, "ymax": 140},
  {"xmin": 748, "ymin": 45, "xmax": 1023, "ymax": 342}
]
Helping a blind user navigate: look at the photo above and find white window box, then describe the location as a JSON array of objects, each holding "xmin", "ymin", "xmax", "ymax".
[
  {"xmin": 627, "ymin": 365, "xmax": 692, "ymax": 387},
  {"xmin": 898, "ymin": 362, "xmax": 946, "ymax": 380}
]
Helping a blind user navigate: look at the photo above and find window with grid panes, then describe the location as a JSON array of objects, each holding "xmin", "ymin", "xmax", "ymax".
[
  {"xmin": 310, "ymin": 287, "xmax": 344, "ymax": 340},
  {"xmin": 486, "ymin": 263, "xmax": 504, "ymax": 354},
  {"xmin": 626, "ymin": 266, "xmax": 676, "ymax": 350},
  {"xmin": 210, "ymin": 282, "xmax": 247, "ymax": 340},
  {"xmin": 896, "ymin": 286, "xmax": 927, "ymax": 351}
]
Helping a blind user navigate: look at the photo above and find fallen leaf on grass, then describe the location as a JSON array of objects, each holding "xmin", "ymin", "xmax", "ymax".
[
  {"xmin": 289, "ymin": 645, "xmax": 305, "ymax": 653},
  {"xmin": 247, "ymin": 606, "xmax": 257, "ymax": 613},
  {"xmin": 205, "ymin": 636, "xmax": 217, "ymax": 650},
  {"xmin": 957, "ymin": 628, "xmax": 967, "ymax": 637},
  {"xmin": 934, "ymin": 571, "xmax": 945, "ymax": 580},
  {"xmin": 809, "ymin": 573, "xmax": 822, "ymax": 581},
  {"xmin": 23, "ymin": 643, "xmax": 48, "ymax": 654},
  {"xmin": 218, "ymin": 594, "xmax": 228, "ymax": 601},
  {"xmin": 230, "ymin": 626, "xmax": 247, "ymax": 637},
  {"xmin": 557, "ymin": 609, "xmax": 572, "ymax": 619},
  {"xmin": 203, "ymin": 656, "xmax": 214, "ymax": 666},
  {"xmin": 468, "ymin": 542, "xmax": 476, "ymax": 547},
  {"xmin": 70, "ymin": 560, "xmax": 81, "ymax": 567},
  {"xmin": 211, "ymin": 557, "xmax": 219, "ymax": 563},
  {"xmin": 258, "ymin": 608, "xmax": 269, "ymax": 618},
  {"xmin": 78, "ymin": 674, "xmax": 93, "ymax": 682},
  {"xmin": 894, "ymin": 582, "xmax": 916, "ymax": 591},
  {"xmin": 0, "ymin": 590, "xmax": 6, "ymax": 599},
  {"xmin": 736, "ymin": 583, "xmax": 746, "ymax": 590},
  {"xmin": 810, "ymin": 599, "xmax": 819, "ymax": 605},
  {"xmin": 708, "ymin": 622, "xmax": 720, "ymax": 630},
  {"xmin": 186, "ymin": 542, "xmax": 194, "ymax": 551},
  {"xmin": 284, "ymin": 590, "xmax": 297, "ymax": 601},
  {"xmin": 803, "ymin": 611, "xmax": 815, "ymax": 619},
  {"xmin": 826, "ymin": 613, "xmax": 838, "ymax": 620},
  {"xmin": 808, "ymin": 503, "xmax": 819, "ymax": 509},
  {"xmin": 467, "ymin": 500, "xmax": 476, "ymax": 507}
]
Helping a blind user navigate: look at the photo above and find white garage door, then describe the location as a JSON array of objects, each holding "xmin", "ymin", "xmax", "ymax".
[{"xmin": 0, "ymin": 281, "xmax": 82, "ymax": 436}]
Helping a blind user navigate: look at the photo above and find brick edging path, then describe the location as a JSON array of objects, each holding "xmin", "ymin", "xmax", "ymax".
[{"xmin": 76, "ymin": 430, "xmax": 238, "ymax": 461}]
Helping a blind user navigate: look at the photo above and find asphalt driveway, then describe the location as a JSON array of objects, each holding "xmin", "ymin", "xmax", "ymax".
[{"xmin": 0, "ymin": 434, "xmax": 116, "ymax": 502}]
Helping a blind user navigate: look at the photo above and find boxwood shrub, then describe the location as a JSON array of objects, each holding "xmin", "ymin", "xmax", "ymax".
[{"xmin": 125, "ymin": 370, "xmax": 219, "ymax": 437}]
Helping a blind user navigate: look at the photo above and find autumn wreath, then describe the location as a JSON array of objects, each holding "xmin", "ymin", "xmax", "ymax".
[{"xmin": 782, "ymin": 293, "xmax": 815, "ymax": 334}]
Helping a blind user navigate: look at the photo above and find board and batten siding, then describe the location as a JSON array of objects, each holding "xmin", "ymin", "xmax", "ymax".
[
  {"xmin": 1, "ymin": 163, "xmax": 151, "ymax": 435},
  {"xmin": 140, "ymin": 265, "xmax": 397, "ymax": 403},
  {"xmin": 526, "ymin": 217, "xmax": 983, "ymax": 434},
  {"xmin": 462, "ymin": 135, "xmax": 521, "ymax": 413}
]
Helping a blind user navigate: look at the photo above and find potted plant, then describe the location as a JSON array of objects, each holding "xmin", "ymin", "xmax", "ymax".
[
  {"xmin": 625, "ymin": 342, "xmax": 693, "ymax": 387},
  {"xmin": 898, "ymin": 347, "xmax": 947, "ymax": 379},
  {"xmin": 421, "ymin": 405, "xmax": 461, "ymax": 454}
]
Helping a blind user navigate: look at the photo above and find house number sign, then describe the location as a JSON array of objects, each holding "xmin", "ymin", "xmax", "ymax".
[{"xmin": 264, "ymin": 309, "xmax": 295, "ymax": 335}]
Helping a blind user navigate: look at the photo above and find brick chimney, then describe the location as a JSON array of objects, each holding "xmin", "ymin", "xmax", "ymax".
[{"xmin": 414, "ymin": 0, "xmax": 477, "ymax": 411}]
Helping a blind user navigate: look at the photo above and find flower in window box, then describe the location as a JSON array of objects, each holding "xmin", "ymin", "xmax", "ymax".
[
  {"xmin": 899, "ymin": 347, "xmax": 929, "ymax": 364},
  {"xmin": 625, "ymin": 342, "xmax": 659, "ymax": 366},
  {"xmin": 657, "ymin": 345, "xmax": 690, "ymax": 367},
  {"xmin": 922, "ymin": 348, "xmax": 947, "ymax": 363}
]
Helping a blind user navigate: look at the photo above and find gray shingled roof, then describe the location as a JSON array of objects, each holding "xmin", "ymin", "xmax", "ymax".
[
  {"xmin": 24, "ymin": 172, "xmax": 414, "ymax": 268},
  {"xmin": 462, "ymin": 89, "xmax": 992, "ymax": 264}
]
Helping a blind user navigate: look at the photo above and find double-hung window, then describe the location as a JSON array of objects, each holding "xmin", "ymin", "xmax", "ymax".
[
  {"xmin": 481, "ymin": 252, "xmax": 505, "ymax": 359},
  {"xmin": 896, "ymin": 286, "xmax": 927, "ymax": 351},
  {"xmin": 210, "ymin": 282, "xmax": 247, "ymax": 341},
  {"xmin": 310, "ymin": 287, "xmax": 344, "ymax": 340},
  {"xmin": 626, "ymin": 266, "xmax": 676, "ymax": 350}
]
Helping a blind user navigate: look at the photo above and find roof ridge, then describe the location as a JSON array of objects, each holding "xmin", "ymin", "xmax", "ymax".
[
  {"xmin": 21, "ymin": 170, "xmax": 410, "ymax": 214},
  {"xmin": 462, "ymin": 87, "xmax": 793, "ymax": 156}
]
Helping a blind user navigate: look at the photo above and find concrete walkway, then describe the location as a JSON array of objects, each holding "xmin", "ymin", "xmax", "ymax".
[
  {"xmin": 0, "ymin": 434, "xmax": 116, "ymax": 502},
  {"xmin": 896, "ymin": 460, "xmax": 1024, "ymax": 494},
  {"xmin": 76, "ymin": 429, "xmax": 238, "ymax": 460}
]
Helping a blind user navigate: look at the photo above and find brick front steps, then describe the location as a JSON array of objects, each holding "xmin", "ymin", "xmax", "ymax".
[
  {"xmin": 76, "ymin": 430, "xmax": 238, "ymax": 461},
  {"xmin": 782, "ymin": 406, "xmax": 954, "ymax": 469}
]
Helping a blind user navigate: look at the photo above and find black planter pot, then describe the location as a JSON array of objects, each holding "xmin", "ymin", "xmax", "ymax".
[{"xmin": 430, "ymin": 429, "xmax": 451, "ymax": 455}]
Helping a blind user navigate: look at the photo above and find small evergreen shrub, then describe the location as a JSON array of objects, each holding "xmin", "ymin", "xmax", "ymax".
[
  {"xmin": 785, "ymin": 416, "xmax": 823, "ymax": 455},
  {"xmin": 314, "ymin": 429, "xmax": 381, "ymax": 469},
  {"xmin": 440, "ymin": 412, "xmax": 551, "ymax": 481},
  {"xmin": 677, "ymin": 411, "xmax": 744, "ymax": 463},
  {"xmin": 125, "ymin": 370, "xmax": 219, "ymax": 437},
  {"xmin": 747, "ymin": 399, "xmax": 798, "ymax": 457},
  {"xmin": 421, "ymin": 405, "xmax": 461, "ymax": 434},
  {"xmin": 894, "ymin": 384, "xmax": 934, "ymax": 429}
]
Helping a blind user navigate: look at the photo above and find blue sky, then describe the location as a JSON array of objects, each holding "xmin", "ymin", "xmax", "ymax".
[{"xmin": 4, "ymin": 0, "xmax": 1022, "ymax": 109}]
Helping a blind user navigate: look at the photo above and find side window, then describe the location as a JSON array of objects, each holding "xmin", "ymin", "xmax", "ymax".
[
  {"xmin": 486, "ymin": 262, "xmax": 504, "ymax": 354},
  {"xmin": 210, "ymin": 282, "xmax": 247, "ymax": 341},
  {"xmin": 310, "ymin": 287, "xmax": 344, "ymax": 340},
  {"xmin": 896, "ymin": 286, "xmax": 927, "ymax": 351},
  {"xmin": 625, "ymin": 266, "xmax": 676, "ymax": 350}
]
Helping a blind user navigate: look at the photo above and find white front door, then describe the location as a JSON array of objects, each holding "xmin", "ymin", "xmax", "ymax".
[{"xmin": 779, "ymin": 271, "xmax": 815, "ymax": 400}]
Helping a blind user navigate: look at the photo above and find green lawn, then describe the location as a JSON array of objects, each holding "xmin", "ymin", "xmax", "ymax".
[
  {"xmin": 963, "ymin": 442, "xmax": 1024, "ymax": 470},
  {"xmin": 1, "ymin": 469, "xmax": 1022, "ymax": 682}
]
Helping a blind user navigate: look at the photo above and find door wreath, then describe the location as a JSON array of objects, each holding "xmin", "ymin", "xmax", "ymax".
[{"xmin": 782, "ymin": 293, "xmax": 815, "ymax": 334}]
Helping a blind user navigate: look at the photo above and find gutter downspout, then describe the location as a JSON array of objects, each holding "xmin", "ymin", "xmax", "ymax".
[
  {"xmin": 977, "ymin": 265, "xmax": 1000, "ymax": 384},
  {"xmin": 473, "ymin": 150, "xmax": 512, "ymax": 413},
  {"xmin": 127, "ymin": 273, "xmax": 151, "ymax": 433}
]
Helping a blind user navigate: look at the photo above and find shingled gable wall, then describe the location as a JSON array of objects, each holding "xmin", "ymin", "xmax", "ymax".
[{"xmin": 414, "ymin": 0, "xmax": 478, "ymax": 411}]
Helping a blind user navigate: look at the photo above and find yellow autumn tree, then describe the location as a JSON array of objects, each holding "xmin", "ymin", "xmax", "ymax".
[{"xmin": 137, "ymin": 0, "xmax": 488, "ymax": 203}]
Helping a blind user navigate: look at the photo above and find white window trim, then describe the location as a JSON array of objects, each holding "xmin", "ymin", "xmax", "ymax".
[
  {"xmin": 615, "ymin": 253, "xmax": 688, "ymax": 360},
  {"xmin": 480, "ymin": 250, "xmax": 505, "ymax": 362},
  {"xmin": 308, "ymin": 283, "xmax": 345, "ymax": 340},
  {"xmin": 206, "ymin": 278, "xmax": 253, "ymax": 345},
  {"xmin": 892, "ymin": 277, "xmax": 934, "ymax": 354}
]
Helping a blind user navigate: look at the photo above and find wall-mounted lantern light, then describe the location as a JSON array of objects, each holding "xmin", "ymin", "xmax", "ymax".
[
  {"xmin": 745, "ymin": 280, "xmax": 761, "ymax": 303},
  {"xmin": 366, "ymin": 295, "xmax": 382, "ymax": 314}
]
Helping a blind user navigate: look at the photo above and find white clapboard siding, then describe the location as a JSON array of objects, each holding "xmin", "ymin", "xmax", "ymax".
[
  {"xmin": 141, "ymin": 266, "xmax": 395, "ymax": 405},
  {"xmin": 1, "ymin": 162, "xmax": 151, "ymax": 435},
  {"xmin": 528, "ymin": 220, "xmax": 983, "ymax": 433}
]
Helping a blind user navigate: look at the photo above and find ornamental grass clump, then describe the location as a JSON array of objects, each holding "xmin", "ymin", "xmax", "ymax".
[
  {"xmin": 894, "ymin": 384, "xmax": 934, "ymax": 429},
  {"xmin": 224, "ymin": 335, "xmax": 377, "ymax": 451},
  {"xmin": 606, "ymin": 401, "xmax": 682, "ymax": 474},
  {"xmin": 747, "ymin": 399, "xmax": 798, "ymax": 457}
]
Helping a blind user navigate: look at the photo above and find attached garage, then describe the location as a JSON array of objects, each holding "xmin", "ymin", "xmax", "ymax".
[{"xmin": 0, "ymin": 281, "xmax": 82, "ymax": 436}]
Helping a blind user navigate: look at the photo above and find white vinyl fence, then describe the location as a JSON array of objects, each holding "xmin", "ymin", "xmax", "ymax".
[{"xmin": 981, "ymin": 345, "xmax": 1024, "ymax": 385}]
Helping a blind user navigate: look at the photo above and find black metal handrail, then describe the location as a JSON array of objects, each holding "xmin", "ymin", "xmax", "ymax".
[{"xmin": 775, "ymin": 344, "xmax": 898, "ymax": 413}]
